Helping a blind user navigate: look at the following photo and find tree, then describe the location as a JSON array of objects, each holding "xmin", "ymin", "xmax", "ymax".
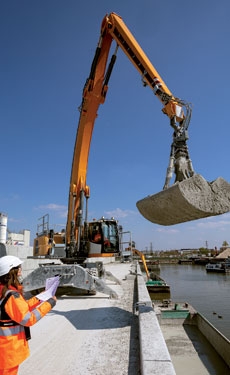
[{"xmin": 222, "ymin": 240, "xmax": 229, "ymax": 247}]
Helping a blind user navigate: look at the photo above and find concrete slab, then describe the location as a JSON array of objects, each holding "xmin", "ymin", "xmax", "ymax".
[{"xmin": 19, "ymin": 263, "xmax": 140, "ymax": 375}]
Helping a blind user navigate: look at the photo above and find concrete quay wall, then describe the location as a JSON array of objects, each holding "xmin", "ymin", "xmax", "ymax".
[{"xmin": 136, "ymin": 263, "xmax": 176, "ymax": 375}]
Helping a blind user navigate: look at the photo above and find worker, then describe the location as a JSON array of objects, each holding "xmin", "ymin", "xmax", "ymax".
[
  {"xmin": 93, "ymin": 232, "xmax": 102, "ymax": 243},
  {"xmin": 92, "ymin": 233, "xmax": 111, "ymax": 248},
  {"xmin": 0, "ymin": 255, "xmax": 57, "ymax": 374}
]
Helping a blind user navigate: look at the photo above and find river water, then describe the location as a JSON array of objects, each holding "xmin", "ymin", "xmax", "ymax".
[{"xmin": 158, "ymin": 264, "xmax": 230, "ymax": 340}]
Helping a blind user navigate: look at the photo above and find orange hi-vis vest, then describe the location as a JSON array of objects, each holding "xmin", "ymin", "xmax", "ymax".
[{"xmin": 0, "ymin": 286, "xmax": 55, "ymax": 369}]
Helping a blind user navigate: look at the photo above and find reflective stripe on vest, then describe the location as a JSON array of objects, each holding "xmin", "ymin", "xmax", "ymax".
[
  {"xmin": 0, "ymin": 325, "xmax": 23, "ymax": 337},
  {"xmin": 20, "ymin": 308, "xmax": 42, "ymax": 325}
]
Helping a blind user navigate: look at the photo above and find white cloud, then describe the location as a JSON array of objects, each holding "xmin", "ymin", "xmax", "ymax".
[
  {"xmin": 104, "ymin": 207, "xmax": 136, "ymax": 219},
  {"xmin": 156, "ymin": 227, "xmax": 179, "ymax": 234},
  {"xmin": 197, "ymin": 220, "xmax": 230, "ymax": 229},
  {"xmin": 36, "ymin": 203, "xmax": 67, "ymax": 218},
  {"xmin": 8, "ymin": 217, "xmax": 21, "ymax": 223}
]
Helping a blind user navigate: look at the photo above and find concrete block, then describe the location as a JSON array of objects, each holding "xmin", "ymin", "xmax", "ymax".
[{"xmin": 136, "ymin": 174, "xmax": 230, "ymax": 225}]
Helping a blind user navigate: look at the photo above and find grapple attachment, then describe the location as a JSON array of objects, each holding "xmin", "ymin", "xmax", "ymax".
[{"xmin": 136, "ymin": 174, "xmax": 230, "ymax": 225}]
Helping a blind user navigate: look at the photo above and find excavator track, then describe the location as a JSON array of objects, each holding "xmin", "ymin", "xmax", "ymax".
[{"xmin": 136, "ymin": 174, "xmax": 230, "ymax": 225}]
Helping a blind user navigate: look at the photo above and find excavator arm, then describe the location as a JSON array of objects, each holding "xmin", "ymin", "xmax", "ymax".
[
  {"xmin": 101, "ymin": 13, "xmax": 186, "ymax": 121},
  {"xmin": 66, "ymin": 12, "xmax": 193, "ymax": 254}
]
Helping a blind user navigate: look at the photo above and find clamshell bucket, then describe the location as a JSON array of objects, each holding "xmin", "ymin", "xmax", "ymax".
[{"xmin": 136, "ymin": 174, "xmax": 230, "ymax": 225}]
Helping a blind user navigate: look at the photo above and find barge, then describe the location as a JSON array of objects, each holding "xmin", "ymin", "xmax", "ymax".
[
  {"xmin": 146, "ymin": 272, "xmax": 170, "ymax": 293},
  {"xmin": 154, "ymin": 300, "xmax": 230, "ymax": 374}
]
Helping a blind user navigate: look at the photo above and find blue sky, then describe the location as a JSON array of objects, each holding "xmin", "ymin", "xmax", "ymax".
[{"xmin": 1, "ymin": 0, "xmax": 230, "ymax": 251}]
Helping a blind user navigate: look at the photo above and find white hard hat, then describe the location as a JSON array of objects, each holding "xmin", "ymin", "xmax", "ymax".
[{"xmin": 0, "ymin": 255, "xmax": 23, "ymax": 277}]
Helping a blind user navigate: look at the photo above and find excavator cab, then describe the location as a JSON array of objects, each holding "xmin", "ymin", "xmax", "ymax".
[{"xmin": 87, "ymin": 218, "xmax": 120, "ymax": 257}]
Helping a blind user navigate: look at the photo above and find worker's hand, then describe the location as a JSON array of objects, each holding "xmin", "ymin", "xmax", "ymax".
[{"xmin": 52, "ymin": 296, "xmax": 57, "ymax": 301}]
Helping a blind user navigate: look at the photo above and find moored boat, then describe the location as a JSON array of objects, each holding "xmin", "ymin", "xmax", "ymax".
[
  {"xmin": 206, "ymin": 263, "xmax": 225, "ymax": 273},
  {"xmin": 146, "ymin": 273, "xmax": 170, "ymax": 293},
  {"xmin": 224, "ymin": 257, "xmax": 230, "ymax": 271}
]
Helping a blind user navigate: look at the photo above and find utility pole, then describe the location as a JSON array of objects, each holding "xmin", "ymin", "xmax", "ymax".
[{"xmin": 150, "ymin": 242, "xmax": 153, "ymax": 254}]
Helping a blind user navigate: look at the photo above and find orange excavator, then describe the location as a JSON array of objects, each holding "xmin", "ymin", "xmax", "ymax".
[
  {"xmin": 33, "ymin": 11, "xmax": 194, "ymax": 261},
  {"xmin": 27, "ymin": 13, "xmax": 230, "ymax": 297},
  {"xmin": 66, "ymin": 11, "xmax": 194, "ymax": 259},
  {"xmin": 63, "ymin": 12, "xmax": 230, "ymax": 259}
]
